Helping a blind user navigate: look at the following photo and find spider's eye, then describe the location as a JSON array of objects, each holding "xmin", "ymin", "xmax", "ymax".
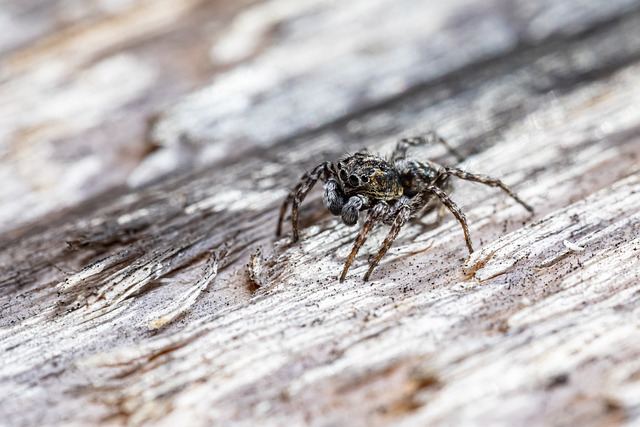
[
  {"xmin": 349, "ymin": 175, "xmax": 360, "ymax": 186},
  {"xmin": 339, "ymin": 170, "xmax": 348, "ymax": 181},
  {"xmin": 361, "ymin": 176, "xmax": 369, "ymax": 183}
]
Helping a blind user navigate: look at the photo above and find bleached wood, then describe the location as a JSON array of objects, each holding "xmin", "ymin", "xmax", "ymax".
[{"xmin": 1, "ymin": 1, "xmax": 640, "ymax": 426}]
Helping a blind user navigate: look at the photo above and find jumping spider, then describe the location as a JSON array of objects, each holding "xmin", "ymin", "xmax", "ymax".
[{"xmin": 276, "ymin": 132, "xmax": 533, "ymax": 281}]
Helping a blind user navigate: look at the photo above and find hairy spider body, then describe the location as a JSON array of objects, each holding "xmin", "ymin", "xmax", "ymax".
[{"xmin": 276, "ymin": 132, "xmax": 533, "ymax": 282}]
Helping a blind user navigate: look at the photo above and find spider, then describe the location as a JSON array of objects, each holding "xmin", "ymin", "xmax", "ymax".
[{"xmin": 276, "ymin": 132, "xmax": 533, "ymax": 282}]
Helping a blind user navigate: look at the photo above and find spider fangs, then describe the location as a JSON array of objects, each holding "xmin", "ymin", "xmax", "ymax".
[{"xmin": 276, "ymin": 133, "xmax": 533, "ymax": 282}]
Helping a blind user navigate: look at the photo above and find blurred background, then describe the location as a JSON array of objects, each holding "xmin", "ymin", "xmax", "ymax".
[{"xmin": 1, "ymin": 0, "xmax": 638, "ymax": 233}]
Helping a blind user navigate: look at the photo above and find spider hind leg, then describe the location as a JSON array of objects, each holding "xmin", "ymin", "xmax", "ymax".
[
  {"xmin": 413, "ymin": 185, "xmax": 474, "ymax": 254},
  {"xmin": 392, "ymin": 132, "xmax": 464, "ymax": 163},
  {"xmin": 444, "ymin": 167, "xmax": 534, "ymax": 213}
]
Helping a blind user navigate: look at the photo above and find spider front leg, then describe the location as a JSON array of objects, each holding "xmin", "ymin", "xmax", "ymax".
[
  {"xmin": 340, "ymin": 201, "xmax": 388, "ymax": 282},
  {"xmin": 276, "ymin": 161, "xmax": 333, "ymax": 242},
  {"xmin": 363, "ymin": 199, "xmax": 412, "ymax": 281},
  {"xmin": 444, "ymin": 167, "xmax": 534, "ymax": 213}
]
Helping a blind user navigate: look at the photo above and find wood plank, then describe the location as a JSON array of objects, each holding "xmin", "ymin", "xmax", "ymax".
[{"xmin": 1, "ymin": 1, "xmax": 639, "ymax": 426}]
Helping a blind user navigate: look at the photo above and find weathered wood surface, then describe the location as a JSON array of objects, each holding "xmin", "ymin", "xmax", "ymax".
[
  {"xmin": 1, "ymin": 1, "xmax": 640, "ymax": 426},
  {"xmin": 0, "ymin": 0, "xmax": 257, "ymax": 232}
]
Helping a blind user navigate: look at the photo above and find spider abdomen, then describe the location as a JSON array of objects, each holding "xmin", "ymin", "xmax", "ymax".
[{"xmin": 396, "ymin": 160, "xmax": 443, "ymax": 197}]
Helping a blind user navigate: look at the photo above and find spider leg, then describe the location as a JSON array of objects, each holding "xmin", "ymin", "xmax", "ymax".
[
  {"xmin": 276, "ymin": 194, "xmax": 295, "ymax": 237},
  {"xmin": 426, "ymin": 176, "xmax": 452, "ymax": 224},
  {"xmin": 444, "ymin": 167, "xmax": 534, "ymax": 213},
  {"xmin": 392, "ymin": 131, "xmax": 464, "ymax": 163},
  {"xmin": 363, "ymin": 202, "xmax": 412, "ymax": 281},
  {"xmin": 340, "ymin": 201, "xmax": 389, "ymax": 282},
  {"xmin": 415, "ymin": 185, "xmax": 474, "ymax": 254},
  {"xmin": 276, "ymin": 161, "xmax": 333, "ymax": 241}
]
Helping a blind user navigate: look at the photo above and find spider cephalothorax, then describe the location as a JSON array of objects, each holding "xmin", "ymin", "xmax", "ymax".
[
  {"xmin": 336, "ymin": 152, "xmax": 403, "ymax": 200},
  {"xmin": 276, "ymin": 132, "xmax": 533, "ymax": 281}
]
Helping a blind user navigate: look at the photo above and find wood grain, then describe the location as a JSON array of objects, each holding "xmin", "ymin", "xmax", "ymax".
[{"xmin": 1, "ymin": 1, "xmax": 639, "ymax": 426}]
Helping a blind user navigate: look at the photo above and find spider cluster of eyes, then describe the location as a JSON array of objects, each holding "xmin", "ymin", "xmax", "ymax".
[{"xmin": 340, "ymin": 168, "xmax": 370, "ymax": 187}]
